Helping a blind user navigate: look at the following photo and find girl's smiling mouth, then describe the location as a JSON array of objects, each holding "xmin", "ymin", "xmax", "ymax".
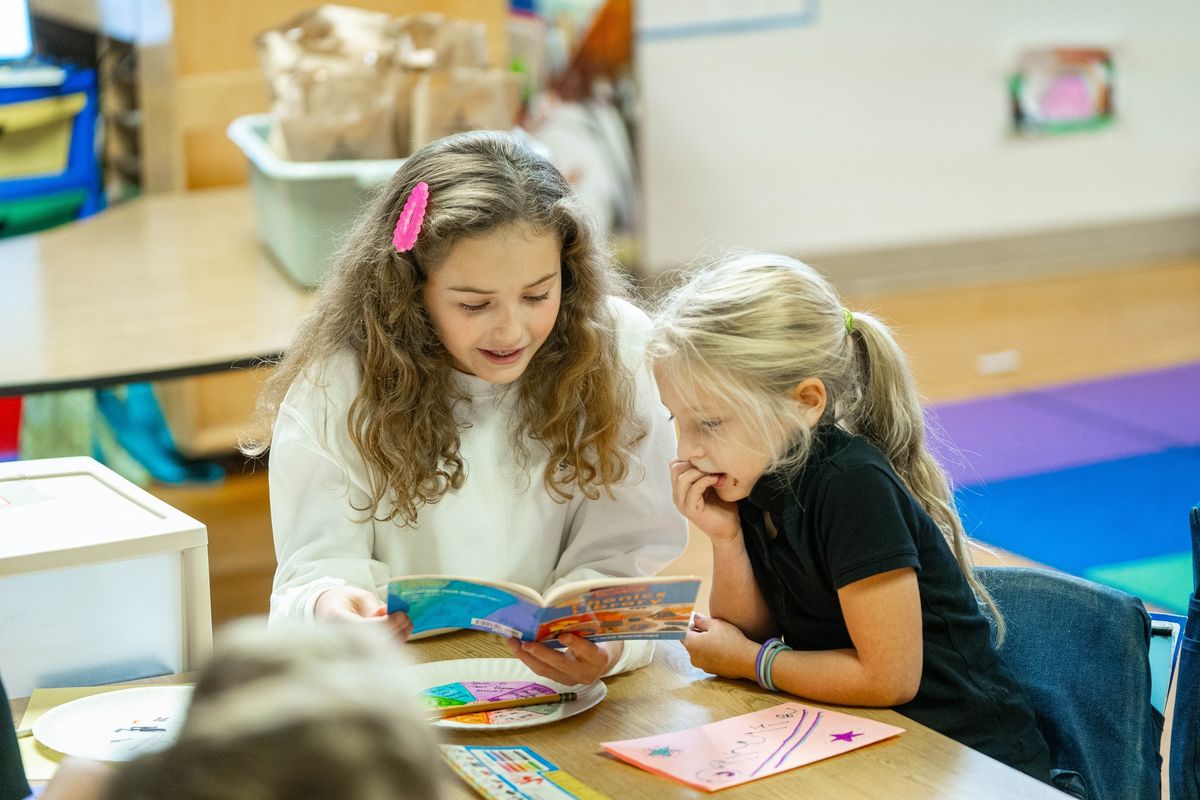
[{"xmin": 480, "ymin": 347, "xmax": 525, "ymax": 365}]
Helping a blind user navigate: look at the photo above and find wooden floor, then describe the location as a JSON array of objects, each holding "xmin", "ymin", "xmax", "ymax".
[{"xmin": 152, "ymin": 257, "xmax": 1200, "ymax": 626}]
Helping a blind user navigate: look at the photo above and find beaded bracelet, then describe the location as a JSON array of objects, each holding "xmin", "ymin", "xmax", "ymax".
[{"xmin": 755, "ymin": 637, "xmax": 792, "ymax": 691}]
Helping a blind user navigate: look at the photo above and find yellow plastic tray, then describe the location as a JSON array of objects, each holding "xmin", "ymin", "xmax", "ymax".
[{"xmin": 0, "ymin": 92, "xmax": 87, "ymax": 180}]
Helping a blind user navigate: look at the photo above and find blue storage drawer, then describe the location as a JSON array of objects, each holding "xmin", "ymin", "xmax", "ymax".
[{"xmin": 0, "ymin": 66, "xmax": 104, "ymax": 218}]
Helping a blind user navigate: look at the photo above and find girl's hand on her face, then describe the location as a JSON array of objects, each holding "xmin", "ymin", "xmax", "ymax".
[
  {"xmin": 670, "ymin": 459, "xmax": 741, "ymax": 543},
  {"xmin": 313, "ymin": 586, "xmax": 414, "ymax": 641},
  {"xmin": 683, "ymin": 613, "xmax": 758, "ymax": 681},
  {"xmin": 501, "ymin": 635, "xmax": 621, "ymax": 685}
]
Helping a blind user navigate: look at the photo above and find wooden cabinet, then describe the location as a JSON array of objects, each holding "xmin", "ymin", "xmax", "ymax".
[
  {"xmin": 153, "ymin": 367, "xmax": 269, "ymax": 459},
  {"xmin": 153, "ymin": 468, "xmax": 274, "ymax": 625}
]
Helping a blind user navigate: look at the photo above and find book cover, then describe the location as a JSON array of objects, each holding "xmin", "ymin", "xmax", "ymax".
[
  {"xmin": 601, "ymin": 702, "xmax": 904, "ymax": 792},
  {"xmin": 441, "ymin": 744, "xmax": 611, "ymax": 799},
  {"xmin": 387, "ymin": 575, "xmax": 700, "ymax": 642}
]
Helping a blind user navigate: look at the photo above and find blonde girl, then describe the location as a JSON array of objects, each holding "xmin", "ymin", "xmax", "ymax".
[
  {"xmin": 250, "ymin": 131, "xmax": 685, "ymax": 684},
  {"xmin": 648, "ymin": 253, "xmax": 1050, "ymax": 781}
]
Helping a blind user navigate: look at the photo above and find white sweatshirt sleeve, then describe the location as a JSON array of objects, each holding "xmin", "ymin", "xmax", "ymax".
[{"xmin": 267, "ymin": 358, "xmax": 392, "ymax": 626}]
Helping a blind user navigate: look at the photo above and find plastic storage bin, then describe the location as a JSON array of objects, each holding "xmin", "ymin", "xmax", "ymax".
[
  {"xmin": 0, "ymin": 457, "xmax": 212, "ymax": 697},
  {"xmin": 0, "ymin": 66, "xmax": 104, "ymax": 225},
  {"xmin": 227, "ymin": 114, "xmax": 403, "ymax": 287},
  {"xmin": 0, "ymin": 188, "xmax": 86, "ymax": 237}
]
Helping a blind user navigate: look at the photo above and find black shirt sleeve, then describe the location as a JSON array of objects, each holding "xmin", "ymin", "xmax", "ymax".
[{"xmin": 815, "ymin": 463, "xmax": 921, "ymax": 589}]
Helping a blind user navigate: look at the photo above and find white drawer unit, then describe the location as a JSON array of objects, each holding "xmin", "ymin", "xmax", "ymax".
[{"xmin": 0, "ymin": 456, "xmax": 212, "ymax": 697}]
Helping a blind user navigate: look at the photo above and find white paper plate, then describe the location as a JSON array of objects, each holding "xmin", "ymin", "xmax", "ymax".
[
  {"xmin": 32, "ymin": 686, "xmax": 193, "ymax": 761},
  {"xmin": 405, "ymin": 658, "xmax": 606, "ymax": 730}
]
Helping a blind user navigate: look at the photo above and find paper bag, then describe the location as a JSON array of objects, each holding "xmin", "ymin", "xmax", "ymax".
[
  {"xmin": 410, "ymin": 68, "xmax": 520, "ymax": 152},
  {"xmin": 258, "ymin": 4, "xmax": 400, "ymax": 161}
]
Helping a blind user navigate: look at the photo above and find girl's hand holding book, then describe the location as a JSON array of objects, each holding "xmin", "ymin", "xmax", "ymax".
[
  {"xmin": 670, "ymin": 459, "xmax": 741, "ymax": 543},
  {"xmin": 314, "ymin": 586, "xmax": 414, "ymax": 641},
  {"xmin": 502, "ymin": 634, "xmax": 622, "ymax": 685}
]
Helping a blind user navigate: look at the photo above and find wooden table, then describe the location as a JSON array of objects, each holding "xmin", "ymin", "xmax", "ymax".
[
  {"xmin": 0, "ymin": 187, "xmax": 311, "ymax": 395},
  {"xmin": 10, "ymin": 636, "xmax": 1064, "ymax": 799},
  {"xmin": 408, "ymin": 633, "xmax": 1064, "ymax": 799}
]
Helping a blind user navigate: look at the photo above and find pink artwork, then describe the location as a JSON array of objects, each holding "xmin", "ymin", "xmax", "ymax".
[
  {"xmin": 1041, "ymin": 74, "xmax": 1092, "ymax": 121},
  {"xmin": 601, "ymin": 702, "xmax": 904, "ymax": 792},
  {"xmin": 1011, "ymin": 48, "xmax": 1114, "ymax": 134}
]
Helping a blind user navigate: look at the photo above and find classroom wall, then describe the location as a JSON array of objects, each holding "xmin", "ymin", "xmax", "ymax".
[{"xmin": 634, "ymin": 1, "xmax": 1200, "ymax": 276}]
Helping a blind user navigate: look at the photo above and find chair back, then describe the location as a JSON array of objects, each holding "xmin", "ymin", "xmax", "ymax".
[
  {"xmin": 977, "ymin": 566, "xmax": 1161, "ymax": 800},
  {"xmin": 1168, "ymin": 505, "xmax": 1200, "ymax": 800}
]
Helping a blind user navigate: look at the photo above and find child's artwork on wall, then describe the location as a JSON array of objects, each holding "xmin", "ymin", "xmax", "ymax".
[
  {"xmin": 1011, "ymin": 48, "xmax": 1114, "ymax": 135},
  {"xmin": 601, "ymin": 702, "xmax": 903, "ymax": 791}
]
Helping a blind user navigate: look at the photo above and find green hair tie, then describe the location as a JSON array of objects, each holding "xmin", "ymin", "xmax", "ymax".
[{"xmin": 843, "ymin": 308, "xmax": 854, "ymax": 334}]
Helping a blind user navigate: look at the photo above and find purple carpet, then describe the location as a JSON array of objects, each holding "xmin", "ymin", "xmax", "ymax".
[
  {"xmin": 928, "ymin": 361, "xmax": 1200, "ymax": 614},
  {"xmin": 928, "ymin": 362, "xmax": 1200, "ymax": 486}
]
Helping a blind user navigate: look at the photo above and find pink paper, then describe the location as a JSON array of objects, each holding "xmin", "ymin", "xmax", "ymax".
[{"xmin": 601, "ymin": 702, "xmax": 904, "ymax": 792}]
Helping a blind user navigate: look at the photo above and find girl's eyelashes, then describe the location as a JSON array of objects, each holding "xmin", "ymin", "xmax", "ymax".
[
  {"xmin": 661, "ymin": 413, "xmax": 718, "ymax": 430},
  {"xmin": 459, "ymin": 292, "xmax": 552, "ymax": 313}
]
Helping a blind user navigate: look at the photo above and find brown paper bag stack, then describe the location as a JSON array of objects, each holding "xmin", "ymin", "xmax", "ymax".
[{"xmin": 258, "ymin": 4, "xmax": 520, "ymax": 161}]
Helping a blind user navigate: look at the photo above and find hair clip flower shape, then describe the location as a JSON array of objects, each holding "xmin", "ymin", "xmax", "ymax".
[{"xmin": 392, "ymin": 181, "xmax": 429, "ymax": 252}]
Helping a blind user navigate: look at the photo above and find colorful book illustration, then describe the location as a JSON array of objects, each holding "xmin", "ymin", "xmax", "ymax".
[
  {"xmin": 387, "ymin": 574, "xmax": 700, "ymax": 643},
  {"xmin": 442, "ymin": 744, "xmax": 611, "ymax": 800},
  {"xmin": 420, "ymin": 680, "xmax": 567, "ymax": 726},
  {"xmin": 601, "ymin": 702, "xmax": 904, "ymax": 792}
]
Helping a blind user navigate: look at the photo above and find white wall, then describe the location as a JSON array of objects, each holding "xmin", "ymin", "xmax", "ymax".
[{"xmin": 635, "ymin": 1, "xmax": 1200, "ymax": 273}]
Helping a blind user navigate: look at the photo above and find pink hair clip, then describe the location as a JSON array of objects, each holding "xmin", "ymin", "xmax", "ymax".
[{"xmin": 392, "ymin": 181, "xmax": 429, "ymax": 252}]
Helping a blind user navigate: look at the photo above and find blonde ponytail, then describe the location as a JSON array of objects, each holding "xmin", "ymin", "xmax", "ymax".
[{"xmin": 847, "ymin": 314, "xmax": 1005, "ymax": 643}]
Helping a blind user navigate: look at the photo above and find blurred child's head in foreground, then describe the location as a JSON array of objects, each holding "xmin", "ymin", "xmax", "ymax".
[{"xmin": 104, "ymin": 620, "xmax": 448, "ymax": 800}]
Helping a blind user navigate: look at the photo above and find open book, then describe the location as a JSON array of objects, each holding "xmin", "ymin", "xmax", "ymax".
[{"xmin": 386, "ymin": 574, "xmax": 701, "ymax": 643}]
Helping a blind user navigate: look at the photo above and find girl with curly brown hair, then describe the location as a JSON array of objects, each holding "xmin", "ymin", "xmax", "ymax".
[{"xmin": 247, "ymin": 130, "xmax": 686, "ymax": 684}]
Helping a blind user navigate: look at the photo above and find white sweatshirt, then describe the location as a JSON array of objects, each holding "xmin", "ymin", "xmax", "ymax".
[{"xmin": 268, "ymin": 297, "xmax": 687, "ymax": 674}]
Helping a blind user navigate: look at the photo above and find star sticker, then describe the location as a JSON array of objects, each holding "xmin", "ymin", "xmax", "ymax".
[
  {"xmin": 646, "ymin": 746, "xmax": 680, "ymax": 758},
  {"xmin": 830, "ymin": 730, "xmax": 863, "ymax": 742}
]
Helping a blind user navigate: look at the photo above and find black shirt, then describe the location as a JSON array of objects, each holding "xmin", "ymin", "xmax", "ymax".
[
  {"xmin": 739, "ymin": 424, "xmax": 1051, "ymax": 782},
  {"xmin": 1, "ymin": 673, "xmax": 30, "ymax": 800}
]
